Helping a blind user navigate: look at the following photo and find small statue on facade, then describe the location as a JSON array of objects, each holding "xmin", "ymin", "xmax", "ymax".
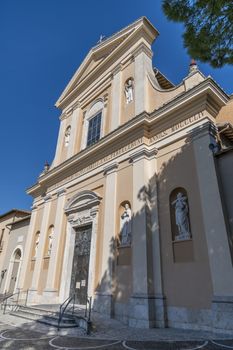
[
  {"xmin": 34, "ymin": 233, "xmax": 40, "ymax": 258},
  {"xmin": 120, "ymin": 203, "xmax": 132, "ymax": 246},
  {"xmin": 124, "ymin": 79, "xmax": 134, "ymax": 104},
  {"xmin": 48, "ymin": 227, "xmax": 54, "ymax": 256},
  {"xmin": 65, "ymin": 126, "xmax": 71, "ymax": 147},
  {"xmin": 172, "ymin": 192, "xmax": 191, "ymax": 240}
]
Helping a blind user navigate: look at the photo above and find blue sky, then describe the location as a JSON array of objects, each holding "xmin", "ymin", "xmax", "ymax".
[{"xmin": 0, "ymin": 0, "xmax": 232, "ymax": 214}]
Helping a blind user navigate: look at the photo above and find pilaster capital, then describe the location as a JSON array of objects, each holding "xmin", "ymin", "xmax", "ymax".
[
  {"xmin": 90, "ymin": 207, "xmax": 99, "ymax": 218},
  {"xmin": 31, "ymin": 204, "xmax": 38, "ymax": 211},
  {"xmin": 43, "ymin": 194, "xmax": 52, "ymax": 203},
  {"xmin": 129, "ymin": 148, "xmax": 157, "ymax": 163},
  {"xmin": 56, "ymin": 188, "xmax": 66, "ymax": 197},
  {"xmin": 188, "ymin": 121, "xmax": 217, "ymax": 142},
  {"xmin": 103, "ymin": 162, "xmax": 118, "ymax": 175},
  {"xmin": 132, "ymin": 43, "xmax": 153, "ymax": 60}
]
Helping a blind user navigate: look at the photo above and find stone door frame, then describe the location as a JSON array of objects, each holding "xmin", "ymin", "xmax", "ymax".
[
  {"xmin": 4, "ymin": 245, "xmax": 23, "ymax": 294},
  {"xmin": 59, "ymin": 190, "xmax": 101, "ymax": 303}
]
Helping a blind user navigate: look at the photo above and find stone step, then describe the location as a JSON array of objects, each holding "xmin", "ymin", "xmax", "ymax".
[
  {"xmin": 11, "ymin": 310, "xmax": 78, "ymax": 328},
  {"xmin": 18, "ymin": 305, "xmax": 57, "ymax": 317},
  {"xmin": 10, "ymin": 305, "xmax": 78, "ymax": 328}
]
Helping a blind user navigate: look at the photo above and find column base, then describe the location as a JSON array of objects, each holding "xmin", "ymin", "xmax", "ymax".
[
  {"xmin": 42, "ymin": 288, "xmax": 59, "ymax": 304},
  {"xmin": 92, "ymin": 292, "xmax": 113, "ymax": 317},
  {"xmin": 27, "ymin": 288, "xmax": 59, "ymax": 305},
  {"xmin": 128, "ymin": 294, "xmax": 167, "ymax": 328},
  {"xmin": 212, "ymin": 296, "xmax": 233, "ymax": 333}
]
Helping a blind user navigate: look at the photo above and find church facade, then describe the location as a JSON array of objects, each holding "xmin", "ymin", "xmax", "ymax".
[{"xmin": 19, "ymin": 17, "xmax": 233, "ymax": 332}]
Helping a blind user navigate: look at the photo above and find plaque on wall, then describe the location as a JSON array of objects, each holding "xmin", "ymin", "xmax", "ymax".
[{"xmin": 76, "ymin": 282, "xmax": 81, "ymax": 289}]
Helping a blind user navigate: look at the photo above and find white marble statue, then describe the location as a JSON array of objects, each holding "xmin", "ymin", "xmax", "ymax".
[
  {"xmin": 48, "ymin": 227, "xmax": 54, "ymax": 256},
  {"xmin": 120, "ymin": 203, "xmax": 132, "ymax": 245},
  {"xmin": 172, "ymin": 192, "xmax": 191, "ymax": 240},
  {"xmin": 124, "ymin": 79, "xmax": 133, "ymax": 104},
  {"xmin": 34, "ymin": 233, "xmax": 40, "ymax": 258},
  {"xmin": 65, "ymin": 126, "xmax": 71, "ymax": 147}
]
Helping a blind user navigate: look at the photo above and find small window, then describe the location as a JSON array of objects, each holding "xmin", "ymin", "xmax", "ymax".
[{"xmin": 87, "ymin": 112, "xmax": 102, "ymax": 147}]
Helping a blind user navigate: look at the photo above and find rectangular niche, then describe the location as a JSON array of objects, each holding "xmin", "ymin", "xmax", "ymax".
[
  {"xmin": 172, "ymin": 239, "xmax": 194, "ymax": 263},
  {"xmin": 117, "ymin": 246, "xmax": 131, "ymax": 266}
]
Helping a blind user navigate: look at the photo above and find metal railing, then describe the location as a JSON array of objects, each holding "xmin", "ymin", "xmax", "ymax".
[
  {"xmin": 85, "ymin": 296, "xmax": 92, "ymax": 322},
  {"xmin": 57, "ymin": 294, "xmax": 93, "ymax": 331},
  {"xmin": 2, "ymin": 289, "xmax": 29, "ymax": 314},
  {"xmin": 57, "ymin": 294, "xmax": 75, "ymax": 331}
]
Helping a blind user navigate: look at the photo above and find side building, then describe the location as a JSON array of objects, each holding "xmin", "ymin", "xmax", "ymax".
[
  {"xmin": 19, "ymin": 17, "xmax": 233, "ymax": 332},
  {"xmin": 0, "ymin": 209, "xmax": 31, "ymax": 295}
]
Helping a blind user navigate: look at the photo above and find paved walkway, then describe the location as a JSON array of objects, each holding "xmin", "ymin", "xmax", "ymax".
[{"xmin": 0, "ymin": 310, "xmax": 233, "ymax": 349}]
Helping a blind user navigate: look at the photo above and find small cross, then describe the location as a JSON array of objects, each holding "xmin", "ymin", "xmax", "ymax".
[{"xmin": 97, "ymin": 34, "xmax": 105, "ymax": 44}]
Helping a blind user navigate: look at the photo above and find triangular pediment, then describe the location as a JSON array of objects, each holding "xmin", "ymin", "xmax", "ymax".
[{"xmin": 56, "ymin": 17, "xmax": 159, "ymax": 108}]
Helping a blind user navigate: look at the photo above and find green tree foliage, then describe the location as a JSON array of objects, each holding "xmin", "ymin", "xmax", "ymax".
[{"xmin": 162, "ymin": 0, "xmax": 233, "ymax": 68}]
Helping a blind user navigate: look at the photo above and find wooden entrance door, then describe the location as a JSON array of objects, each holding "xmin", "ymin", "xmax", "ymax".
[{"xmin": 70, "ymin": 225, "xmax": 92, "ymax": 305}]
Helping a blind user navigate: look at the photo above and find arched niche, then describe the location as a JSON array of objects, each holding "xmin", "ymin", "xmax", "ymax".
[
  {"xmin": 64, "ymin": 125, "xmax": 71, "ymax": 147},
  {"xmin": 169, "ymin": 187, "xmax": 192, "ymax": 242},
  {"xmin": 124, "ymin": 78, "xmax": 134, "ymax": 104},
  {"xmin": 169, "ymin": 187, "xmax": 193, "ymax": 263},
  {"xmin": 117, "ymin": 200, "xmax": 132, "ymax": 266},
  {"xmin": 118, "ymin": 201, "xmax": 132, "ymax": 246}
]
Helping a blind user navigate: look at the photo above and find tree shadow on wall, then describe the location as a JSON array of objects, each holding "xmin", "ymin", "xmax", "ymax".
[{"xmin": 91, "ymin": 127, "xmax": 232, "ymax": 327}]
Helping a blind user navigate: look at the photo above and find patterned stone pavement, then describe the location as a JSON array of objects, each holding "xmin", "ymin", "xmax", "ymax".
[{"xmin": 0, "ymin": 311, "xmax": 233, "ymax": 349}]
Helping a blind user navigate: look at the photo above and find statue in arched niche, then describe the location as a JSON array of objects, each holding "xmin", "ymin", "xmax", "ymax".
[
  {"xmin": 34, "ymin": 232, "xmax": 40, "ymax": 258},
  {"xmin": 65, "ymin": 126, "xmax": 71, "ymax": 147},
  {"xmin": 47, "ymin": 226, "xmax": 54, "ymax": 256},
  {"xmin": 172, "ymin": 192, "xmax": 191, "ymax": 240},
  {"xmin": 124, "ymin": 78, "xmax": 134, "ymax": 104},
  {"xmin": 120, "ymin": 203, "xmax": 132, "ymax": 246}
]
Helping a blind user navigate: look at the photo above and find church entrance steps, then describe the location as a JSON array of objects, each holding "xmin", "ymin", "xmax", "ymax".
[{"xmin": 9, "ymin": 304, "xmax": 82, "ymax": 329}]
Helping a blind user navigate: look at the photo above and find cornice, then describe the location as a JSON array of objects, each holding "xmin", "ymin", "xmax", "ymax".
[
  {"xmin": 132, "ymin": 42, "xmax": 153, "ymax": 59},
  {"xmin": 150, "ymin": 78, "xmax": 229, "ymax": 122},
  {"xmin": 27, "ymin": 78, "xmax": 229, "ymax": 197},
  {"xmin": 103, "ymin": 162, "xmax": 119, "ymax": 175},
  {"xmin": 129, "ymin": 148, "xmax": 158, "ymax": 163}
]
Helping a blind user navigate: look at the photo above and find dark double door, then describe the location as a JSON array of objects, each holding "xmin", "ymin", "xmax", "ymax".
[{"xmin": 70, "ymin": 225, "xmax": 92, "ymax": 305}]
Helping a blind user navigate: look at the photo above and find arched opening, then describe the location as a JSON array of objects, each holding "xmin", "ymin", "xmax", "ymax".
[{"xmin": 8, "ymin": 248, "xmax": 22, "ymax": 294}]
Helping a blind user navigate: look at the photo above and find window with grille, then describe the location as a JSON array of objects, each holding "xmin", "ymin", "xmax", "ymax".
[{"xmin": 86, "ymin": 112, "xmax": 102, "ymax": 147}]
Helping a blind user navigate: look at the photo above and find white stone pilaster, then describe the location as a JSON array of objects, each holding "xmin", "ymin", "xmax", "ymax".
[
  {"xmin": 110, "ymin": 65, "xmax": 122, "ymax": 131},
  {"xmin": 30, "ymin": 196, "xmax": 52, "ymax": 292},
  {"xmin": 53, "ymin": 116, "xmax": 66, "ymax": 167},
  {"xmin": 96, "ymin": 163, "xmax": 118, "ymax": 316},
  {"xmin": 59, "ymin": 220, "xmax": 75, "ymax": 302},
  {"xmin": 44, "ymin": 189, "xmax": 66, "ymax": 295},
  {"xmin": 18, "ymin": 206, "xmax": 38, "ymax": 290},
  {"xmin": 134, "ymin": 45, "xmax": 153, "ymax": 115},
  {"xmin": 192, "ymin": 123, "xmax": 233, "ymax": 297},
  {"xmin": 130, "ymin": 149, "xmax": 154, "ymax": 296},
  {"xmin": 129, "ymin": 148, "xmax": 158, "ymax": 328},
  {"xmin": 67, "ymin": 106, "xmax": 80, "ymax": 158},
  {"xmin": 101, "ymin": 163, "xmax": 118, "ymax": 291}
]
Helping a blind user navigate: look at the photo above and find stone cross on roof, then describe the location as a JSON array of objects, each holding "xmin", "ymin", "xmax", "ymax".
[{"xmin": 97, "ymin": 34, "xmax": 106, "ymax": 44}]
